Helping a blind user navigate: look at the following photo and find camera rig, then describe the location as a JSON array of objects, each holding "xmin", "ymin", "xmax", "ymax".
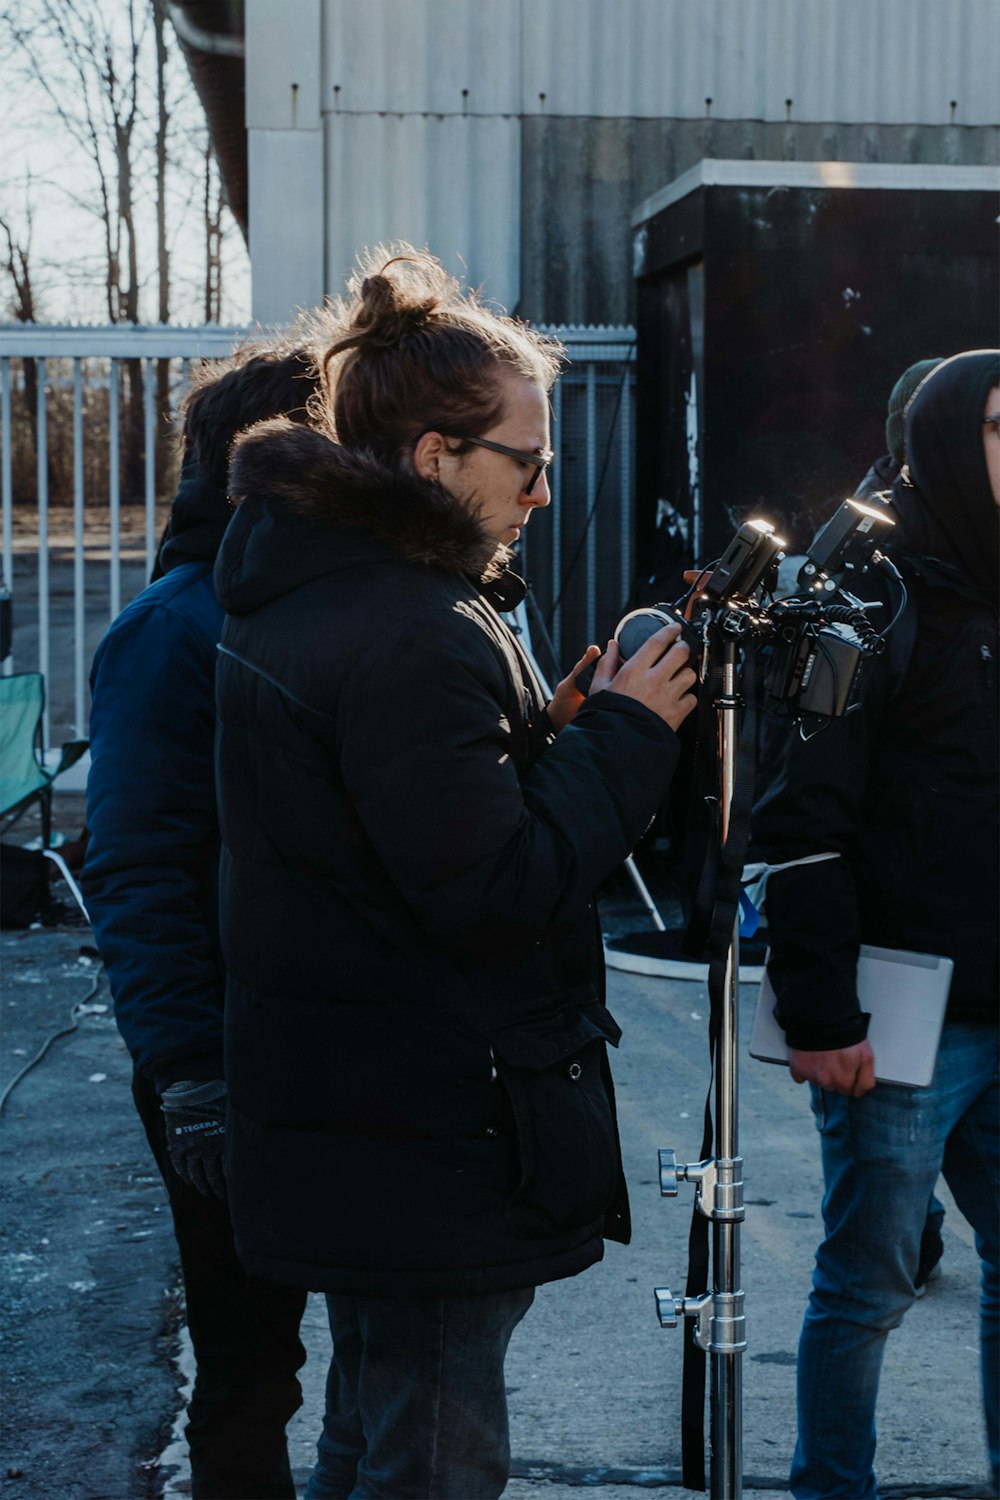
[
  {"xmin": 616, "ymin": 497, "xmax": 901, "ymax": 727},
  {"xmin": 613, "ymin": 497, "xmax": 900, "ymax": 1498}
]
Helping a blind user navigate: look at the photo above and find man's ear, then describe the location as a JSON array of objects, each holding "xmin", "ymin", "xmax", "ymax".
[{"xmin": 412, "ymin": 430, "xmax": 445, "ymax": 482}]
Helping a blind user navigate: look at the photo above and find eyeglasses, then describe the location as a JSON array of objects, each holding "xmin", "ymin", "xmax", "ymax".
[{"xmin": 439, "ymin": 434, "xmax": 555, "ymax": 495}]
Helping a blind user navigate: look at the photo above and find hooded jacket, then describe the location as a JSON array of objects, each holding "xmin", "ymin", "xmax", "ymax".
[
  {"xmin": 214, "ymin": 420, "xmax": 682, "ymax": 1295},
  {"xmin": 84, "ymin": 457, "xmax": 232, "ymax": 1088},
  {"xmin": 751, "ymin": 352, "xmax": 999, "ymax": 1051}
]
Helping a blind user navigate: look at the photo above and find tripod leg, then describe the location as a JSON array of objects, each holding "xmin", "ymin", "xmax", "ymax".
[{"xmin": 623, "ymin": 855, "xmax": 666, "ymax": 931}]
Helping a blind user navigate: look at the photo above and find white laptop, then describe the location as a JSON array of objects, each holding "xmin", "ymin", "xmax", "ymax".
[{"xmin": 750, "ymin": 944, "xmax": 953, "ymax": 1088}]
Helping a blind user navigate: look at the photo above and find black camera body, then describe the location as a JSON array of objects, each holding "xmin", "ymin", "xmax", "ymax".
[{"xmin": 764, "ymin": 619, "xmax": 874, "ymax": 718}]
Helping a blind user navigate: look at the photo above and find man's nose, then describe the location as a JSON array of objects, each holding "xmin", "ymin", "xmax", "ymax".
[{"xmin": 526, "ymin": 469, "xmax": 552, "ymax": 507}]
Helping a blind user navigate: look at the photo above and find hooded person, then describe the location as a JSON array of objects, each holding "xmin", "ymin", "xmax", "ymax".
[
  {"xmin": 854, "ymin": 351, "xmax": 970, "ymax": 1290},
  {"xmin": 853, "ymin": 355, "xmax": 943, "ymax": 502},
  {"xmin": 894, "ymin": 350, "xmax": 1000, "ymax": 610},
  {"xmin": 213, "ymin": 245, "xmax": 699, "ymax": 1500},
  {"xmin": 83, "ymin": 333, "xmax": 324, "ymax": 1500},
  {"xmin": 750, "ymin": 349, "xmax": 1000, "ymax": 1499}
]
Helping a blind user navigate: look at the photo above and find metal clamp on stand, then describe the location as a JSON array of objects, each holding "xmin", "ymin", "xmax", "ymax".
[
  {"xmin": 655, "ymin": 1288, "xmax": 714, "ymax": 1347},
  {"xmin": 659, "ymin": 1147, "xmax": 745, "ymax": 1222},
  {"xmin": 710, "ymin": 1290, "xmax": 748, "ymax": 1356},
  {"xmin": 654, "ymin": 1287, "xmax": 747, "ymax": 1356}
]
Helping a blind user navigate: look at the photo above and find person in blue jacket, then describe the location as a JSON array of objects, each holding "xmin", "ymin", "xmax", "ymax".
[{"xmin": 84, "ymin": 334, "xmax": 322, "ymax": 1500}]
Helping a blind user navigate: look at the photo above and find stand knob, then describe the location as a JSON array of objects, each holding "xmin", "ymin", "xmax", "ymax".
[
  {"xmin": 658, "ymin": 1147, "xmax": 679, "ymax": 1196},
  {"xmin": 654, "ymin": 1287, "xmax": 679, "ymax": 1328}
]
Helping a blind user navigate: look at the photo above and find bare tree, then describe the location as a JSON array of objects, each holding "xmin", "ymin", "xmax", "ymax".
[
  {"xmin": 0, "ymin": 210, "xmax": 38, "ymax": 325},
  {"xmin": 203, "ymin": 143, "xmax": 224, "ymax": 324},
  {"xmin": 153, "ymin": 0, "xmax": 170, "ymax": 328},
  {"xmin": 3, "ymin": 0, "xmax": 148, "ymax": 490},
  {"xmin": 1, "ymin": 0, "xmax": 247, "ymax": 507},
  {"xmin": 153, "ymin": 0, "xmax": 172, "ymax": 485},
  {"xmin": 0, "ymin": 201, "xmax": 45, "ymax": 470},
  {"xmin": 2, "ymin": 0, "xmax": 241, "ymax": 323},
  {"xmin": 1, "ymin": 0, "xmax": 222, "ymax": 496},
  {"xmin": 5, "ymin": 1, "xmax": 142, "ymax": 320}
]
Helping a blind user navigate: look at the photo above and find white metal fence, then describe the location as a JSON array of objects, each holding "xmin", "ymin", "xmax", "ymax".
[{"xmin": 0, "ymin": 323, "xmax": 636, "ymax": 759}]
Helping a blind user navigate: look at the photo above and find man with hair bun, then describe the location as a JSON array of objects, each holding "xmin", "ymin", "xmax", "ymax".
[{"xmin": 214, "ymin": 245, "xmax": 698, "ymax": 1499}]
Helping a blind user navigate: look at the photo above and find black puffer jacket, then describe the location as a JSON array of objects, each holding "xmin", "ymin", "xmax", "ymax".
[
  {"xmin": 751, "ymin": 352, "xmax": 999, "ymax": 1051},
  {"xmin": 214, "ymin": 421, "xmax": 682, "ymax": 1295}
]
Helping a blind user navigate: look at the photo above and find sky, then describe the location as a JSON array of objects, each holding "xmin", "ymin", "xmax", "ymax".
[{"xmin": 1, "ymin": 0, "xmax": 251, "ymax": 328}]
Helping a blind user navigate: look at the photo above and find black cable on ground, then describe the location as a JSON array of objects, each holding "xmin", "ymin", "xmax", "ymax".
[{"xmin": 0, "ymin": 963, "xmax": 103, "ymax": 1115}]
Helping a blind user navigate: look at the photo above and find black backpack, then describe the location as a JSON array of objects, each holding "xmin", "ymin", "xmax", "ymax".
[{"xmin": 1, "ymin": 844, "xmax": 56, "ymax": 929}]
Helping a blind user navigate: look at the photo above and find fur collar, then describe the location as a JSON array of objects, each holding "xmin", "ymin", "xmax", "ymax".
[{"xmin": 229, "ymin": 418, "xmax": 509, "ymax": 581}]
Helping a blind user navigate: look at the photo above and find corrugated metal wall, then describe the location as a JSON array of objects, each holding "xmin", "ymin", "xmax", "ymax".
[
  {"xmin": 323, "ymin": 0, "xmax": 520, "ymax": 114},
  {"xmin": 247, "ymin": 0, "xmax": 1000, "ymax": 325},
  {"xmin": 324, "ymin": 114, "xmax": 521, "ymax": 312},
  {"xmin": 520, "ymin": 0, "xmax": 998, "ymax": 124},
  {"xmin": 320, "ymin": 0, "xmax": 1000, "ymax": 123}
]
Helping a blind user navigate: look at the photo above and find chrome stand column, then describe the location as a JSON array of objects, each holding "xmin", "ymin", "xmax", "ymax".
[
  {"xmin": 653, "ymin": 633, "xmax": 747, "ymax": 1500},
  {"xmin": 711, "ymin": 640, "xmax": 745, "ymax": 1500}
]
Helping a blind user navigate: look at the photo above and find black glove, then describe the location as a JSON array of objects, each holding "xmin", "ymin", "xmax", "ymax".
[{"xmin": 160, "ymin": 1079, "xmax": 227, "ymax": 1198}]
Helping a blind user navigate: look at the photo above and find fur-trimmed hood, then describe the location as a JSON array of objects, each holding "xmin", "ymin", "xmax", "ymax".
[{"xmin": 217, "ymin": 418, "xmax": 513, "ymax": 616}]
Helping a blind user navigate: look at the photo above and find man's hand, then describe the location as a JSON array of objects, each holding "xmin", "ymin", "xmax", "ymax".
[
  {"xmin": 160, "ymin": 1079, "xmax": 227, "ymax": 1198},
  {"xmin": 788, "ymin": 1041, "xmax": 876, "ymax": 1097},
  {"xmin": 593, "ymin": 624, "xmax": 698, "ymax": 732},
  {"xmin": 548, "ymin": 644, "xmax": 602, "ymax": 732}
]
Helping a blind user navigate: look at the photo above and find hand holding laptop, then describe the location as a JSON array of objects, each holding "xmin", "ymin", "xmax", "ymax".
[
  {"xmin": 750, "ymin": 945, "xmax": 953, "ymax": 1089},
  {"xmin": 788, "ymin": 1039, "xmax": 876, "ymax": 1096}
]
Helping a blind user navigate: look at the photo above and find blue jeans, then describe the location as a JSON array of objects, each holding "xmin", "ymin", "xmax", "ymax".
[
  {"xmin": 792, "ymin": 1022, "xmax": 999, "ymax": 1499},
  {"xmin": 304, "ymin": 1286, "xmax": 535, "ymax": 1500}
]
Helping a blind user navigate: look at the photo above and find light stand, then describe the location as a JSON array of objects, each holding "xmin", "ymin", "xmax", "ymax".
[
  {"xmin": 711, "ymin": 638, "xmax": 746, "ymax": 1496},
  {"xmin": 635, "ymin": 500, "xmax": 895, "ymax": 1497},
  {"xmin": 654, "ymin": 633, "xmax": 746, "ymax": 1499}
]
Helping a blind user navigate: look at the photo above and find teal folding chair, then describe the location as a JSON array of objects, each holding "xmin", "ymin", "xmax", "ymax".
[
  {"xmin": 1, "ymin": 672, "xmax": 89, "ymax": 918},
  {"xmin": 1, "ymin": 672, "xmax": 84, "ymax": 842}
]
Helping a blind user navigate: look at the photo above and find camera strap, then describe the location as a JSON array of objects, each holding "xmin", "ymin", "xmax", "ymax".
[{"xmin": 681, "ymin": 642, "xmax": 759, "ymax": 1491}]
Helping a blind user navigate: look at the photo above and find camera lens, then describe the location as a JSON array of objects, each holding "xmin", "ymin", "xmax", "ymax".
[{"xmin": 614, "ymin": 608, "xmax": 676, "ymax": 661}]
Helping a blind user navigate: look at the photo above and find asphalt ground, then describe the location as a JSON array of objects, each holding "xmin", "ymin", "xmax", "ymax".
[{"xmin": 1, "ymin": 797, "xmax": 995, "ymax": 1500}]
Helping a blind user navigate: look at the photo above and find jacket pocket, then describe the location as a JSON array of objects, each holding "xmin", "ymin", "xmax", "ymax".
[{"xmin": 490, "ymin": 1008, "xmax": 621, "ymax": 1239}]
